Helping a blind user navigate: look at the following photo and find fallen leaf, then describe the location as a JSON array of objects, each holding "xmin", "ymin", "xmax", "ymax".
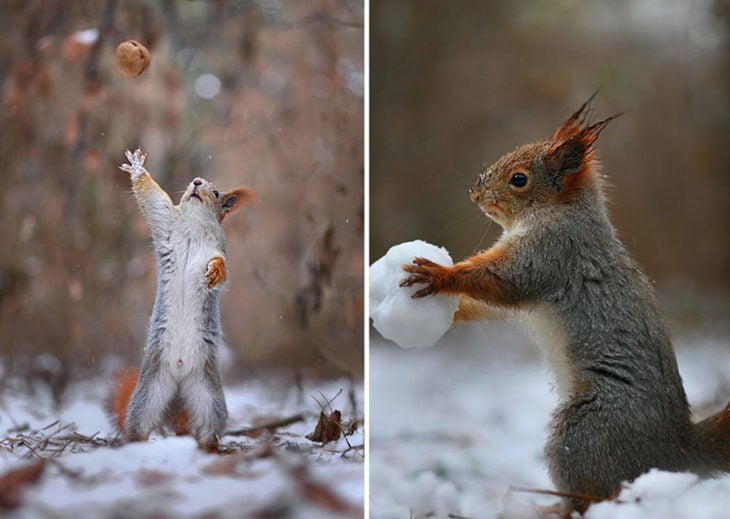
[
  {"xmin": 0, "ymin": 459, "xmax": 46, "ymax": 510},
  {"xmin": 306, "ymin": 409, "xmax": 341, "ymax": 443}
]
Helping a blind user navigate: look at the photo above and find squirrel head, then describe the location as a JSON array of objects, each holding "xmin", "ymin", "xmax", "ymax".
[
  {"xmin": 180, "ymin": 177, "xmax": 257, "ymax": 223},
  {"xmin": 470, "ymin": 94, "xmax": 621, "ymax": 230}
]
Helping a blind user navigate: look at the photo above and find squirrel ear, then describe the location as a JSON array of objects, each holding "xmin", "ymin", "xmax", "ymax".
[
  {"xmin": 219, "ymin": 186, "xmax": 257, "ymax": 221},
  {"xmin": 545, "ymin": 137, "xmax": 586, "ymax": 177},
  {"xmin": 546, "ymin": 112, "xmax": 623, "ymax": 179}
]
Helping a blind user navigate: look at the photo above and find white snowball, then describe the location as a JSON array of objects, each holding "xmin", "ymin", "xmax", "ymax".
[{"xmin": 370, "ymin": 240, "xmax": 458, "ymax": 348}]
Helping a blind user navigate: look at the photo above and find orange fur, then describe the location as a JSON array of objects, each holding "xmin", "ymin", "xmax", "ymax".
[
  {"xmin": 402, "ymin": 244, "xmax": 519, "ymax": 306},
  {"xmin": 219, "ymin": 186, "xmax": 257, "ymax": 222},
  {"xmin": 205, "ymin": 256, "xmax": 227, "ymax": 288},
  {"xmin": 107, "ymin": 367, "xmax": 140, "ymax": 436},
  {"xmin": 453, "ymin": 295, "xmax": 504, "ymax": 323}
]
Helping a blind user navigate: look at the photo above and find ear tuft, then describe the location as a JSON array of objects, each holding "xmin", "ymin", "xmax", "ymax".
[
  {"xmin": 219, "ymin": 186, "xmax": 257, "ymax": 221},
  {"xmin": 552, "ymin": 89, "xmax": 600, "ymax": 141}
]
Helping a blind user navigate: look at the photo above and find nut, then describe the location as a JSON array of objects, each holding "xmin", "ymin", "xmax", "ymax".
[{"xmin": 115, "ymin": 40, "xmax": 151, "ymax": 77}]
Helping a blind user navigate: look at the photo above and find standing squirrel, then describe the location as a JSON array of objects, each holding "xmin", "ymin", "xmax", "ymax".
[
  {"xmin": 108, "ymin": 149, "xmax": 256, "ymax": 450},
  {"xmin": 400, "ymin": 96, "xmax": 730, "ymax": 514}
]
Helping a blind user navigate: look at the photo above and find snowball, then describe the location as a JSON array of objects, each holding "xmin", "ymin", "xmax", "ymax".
[{"xmin": 370, "ymin": 240, "xmax": 458, "ymax": 348}]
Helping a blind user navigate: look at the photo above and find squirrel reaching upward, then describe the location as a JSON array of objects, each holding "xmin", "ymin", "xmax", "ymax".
[
  {"xmin": 401, "ymin": 95, "xmax": 730, "ymax": 514},
  {"xmin": 108, "ymin": 149, "xmax": 256, "ymax": 450}
]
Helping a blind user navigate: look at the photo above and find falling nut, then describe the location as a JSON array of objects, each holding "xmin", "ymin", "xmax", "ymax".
[{"xmin": 115, "ymin": 40, "xmax": 151, "ymax": 77}]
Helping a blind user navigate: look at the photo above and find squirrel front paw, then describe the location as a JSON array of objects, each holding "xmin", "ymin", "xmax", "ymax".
[
  {"xmin": 400, "ymin": 257, "xmax": 443, "ymax": 298},
  {"xmin": 205, "ymin": 256, "xmax": 227, "ymax": 289},
  {"xmin": 119, "ymin": 148, "xmax": 148, "ymax": 179}
]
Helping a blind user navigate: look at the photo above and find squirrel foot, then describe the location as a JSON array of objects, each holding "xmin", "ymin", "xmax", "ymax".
[
  {"xmin": 119, "ymin": 148, "xmax": 148, "ymax": 179},
  {"xmin": 198, "ymin": 435, "xmax": 224, "ymax": 453},
  {"xmin": 400, "ymin": 257, "xmax": 443, "ymax": 298},
  {"xmin": 205, "ymin": 256, "xmax": 227, "ymax": 289}
]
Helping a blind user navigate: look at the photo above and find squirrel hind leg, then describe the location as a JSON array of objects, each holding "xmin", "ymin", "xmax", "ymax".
[
  {"xmin": 178, "ymin": 370, "xmax": 228, "ymax": 450},
  {"xmin": 125, "ymin": 368, "xmax": 178, "ymax": 442}
]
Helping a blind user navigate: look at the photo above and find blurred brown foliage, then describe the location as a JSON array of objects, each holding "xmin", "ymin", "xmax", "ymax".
[
  {"xmin": 371, "ymin": 0, "xmax": 730, "ymax": 332},
  {"xmin": 0, "ymin": 0, "xmax": 363, "ymax": 400}
]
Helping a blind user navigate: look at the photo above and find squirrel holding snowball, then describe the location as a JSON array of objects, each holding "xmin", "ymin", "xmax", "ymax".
[
  {"xmin": 401, "ymin": 95, "xmax": 730, "ymax": 514},
  {"xmin": 108, "ymin": 149, "xmax": 256, "ymax": 450}
]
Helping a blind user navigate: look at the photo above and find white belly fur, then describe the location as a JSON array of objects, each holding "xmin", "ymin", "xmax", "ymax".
[
  {"xmin": 518, "ymin": 304, "xmax": 573, "ymax": 400},
  {"xmin": 160, "ymin": 240, "xmax": 217, "ymax": 378}
]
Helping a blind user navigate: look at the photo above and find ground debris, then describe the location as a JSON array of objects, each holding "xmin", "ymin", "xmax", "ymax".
[
  {"xmin": 0, "ymin": 459, "xmax": 46, "ymax": 510},
  {"xmin": 225, "ymin": 413, "xmax": 306, "ymax": 438},
  {"xmin": 306, "ymin": 409, "xmax": 343, "ymax": 443},
  {"xmin": 0, "ymin": 420, "xmax": 114, "ymax": 458}
]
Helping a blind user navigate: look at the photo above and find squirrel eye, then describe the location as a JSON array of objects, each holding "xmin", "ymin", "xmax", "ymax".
[
  {"xmin": 508, "ymin": 172, "xmax": 529, "ymax": 189},
  {"xmin": 213, "ymin": 190, "xmax": 219, "ymax": 198}
]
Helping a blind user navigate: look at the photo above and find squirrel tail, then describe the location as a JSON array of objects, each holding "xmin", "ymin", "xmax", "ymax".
[
  {"xmin": 106, "ymin": 366, "xmax": 191, "ymax": 438},
  {"xmin": 690, "ymin": 401, "xmax": 730, "ymax": 475},
  {"xmin": 106, "ymin": 367, "xmax": 140, "ymax": 436}
]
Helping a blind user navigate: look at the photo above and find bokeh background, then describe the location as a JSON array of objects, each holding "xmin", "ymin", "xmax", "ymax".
[
  {"xmin": 371, "ymin": 0, "xmax": 730, "ymax": 335},
  {"xmin": 0, "ymin": 0, "xmax": 363, "ymax": 402}
]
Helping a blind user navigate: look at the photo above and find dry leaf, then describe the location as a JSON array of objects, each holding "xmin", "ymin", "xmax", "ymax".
[
  {"xmin": 0, "ymin": 460, "xmax": 46, "ymax": 510},
  {"xmin": 306, "ymin": 409, "xmax": 341, "ymax": 443}
]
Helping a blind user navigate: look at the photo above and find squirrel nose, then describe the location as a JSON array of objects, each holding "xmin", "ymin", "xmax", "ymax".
[{"xmin": 193, "ymin": 179, "xmax": 202, "ymax": 187}]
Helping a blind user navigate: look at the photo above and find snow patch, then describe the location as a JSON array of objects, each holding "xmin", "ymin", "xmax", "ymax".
[
  {"xmin": 0, "ymin": 377, "xmax": 363, "ymax": 518},
  {"xmin": 587, "ymin": 469, "xmax": 730, "ymax": 519}
]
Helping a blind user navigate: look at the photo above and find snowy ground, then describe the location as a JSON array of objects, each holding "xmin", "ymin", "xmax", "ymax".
[
  {"xmin": 0, "ymin": 375, "xmax": 363, "ymax": 518},
  {"xmin": 369, "ymin": 321, "xmax": 730, "ymax": 519}
]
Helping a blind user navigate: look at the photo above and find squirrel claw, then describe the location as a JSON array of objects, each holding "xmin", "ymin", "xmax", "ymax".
[
  {"xmin": 120, "ymin": 148, "xmax": 148, "ymax": 178},
  {"xmin": 400, "ymin": 257, "xmax": 441, "ymax": 297},
  {"xmin": 411, "ymin": 285, "xmax": 436, "ymax": 298}
]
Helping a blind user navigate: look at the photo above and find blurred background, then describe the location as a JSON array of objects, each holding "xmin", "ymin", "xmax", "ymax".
[
  {"xmin": 371, "ymin": 0, "xmax": 730, "ymax": 336},
  {"xmin": 0, "ymin": 0, "xmax": 363, "ymax": 402}
]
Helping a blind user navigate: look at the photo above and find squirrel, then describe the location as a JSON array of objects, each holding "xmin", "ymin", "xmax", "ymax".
[
  {"xmin": 108, "ymin": 148, "xmax": 256, "ymax": 450},
  {"xmin": 400, "ymin": 95, "xmax": 730, "ymax": 514}
]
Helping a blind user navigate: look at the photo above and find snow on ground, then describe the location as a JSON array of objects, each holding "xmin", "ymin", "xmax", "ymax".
[
  {"xmin": 369, "ymin": 321, "xmax": 730, "ymax": 519},
  {"xmin": 0, "ymin": 375, "xmax": 363, "ymax": 518}
]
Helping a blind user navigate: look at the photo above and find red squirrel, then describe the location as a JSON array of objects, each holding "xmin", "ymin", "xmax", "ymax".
[
  {"xmin": 108, "ymin": 149, "xmax": 256, "ymax": 450},
  {"xmin": 401, "ymin": 96, "xmax": 730, "ymax": 514}
]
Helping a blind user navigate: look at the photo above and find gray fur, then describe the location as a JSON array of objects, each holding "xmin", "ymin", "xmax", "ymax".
[{"xmin": 496, "ymin": 189, "xmax": 693, "ymax": 511}]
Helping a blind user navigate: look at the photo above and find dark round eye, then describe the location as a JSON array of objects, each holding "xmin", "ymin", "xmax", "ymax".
[
  {"xmin": 213, "ymin": 190, "xmax": 219, "ymax": 198},
  {"xmin": 508, "ymin": 172, "xmax": 528, "ymax": 188}
]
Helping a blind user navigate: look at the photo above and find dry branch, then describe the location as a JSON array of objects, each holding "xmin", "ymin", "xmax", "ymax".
[{"xmin": 224, "ymin": 413, "xmax": 306, "ymax": 437}]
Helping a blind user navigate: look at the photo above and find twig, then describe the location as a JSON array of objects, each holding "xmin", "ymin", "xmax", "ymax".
[
  {"xmin": 225, "ymin": 413, "xmax": 306, "ymax": 437},
  {"xmin": 311, "ymin": 388, "xmax": 343, "ymax": 413},
  {"xmin": 340, "ymin": 443, "xmax": 363, "ymax": 459},
  {"xmin": 0, "ymin": 421, "xmax": 113, "ymax": 459}
]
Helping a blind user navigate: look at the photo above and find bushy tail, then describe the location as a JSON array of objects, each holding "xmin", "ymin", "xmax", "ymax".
[
  {"xmin": 106, "ymin": 367, "xmax": 140, "ymax": 436},
  {"xmin": 106, "ymin": 367, "xmax": 191, "ymax": 438},
  {"xmin": 691, "ymin": 401, "xmax": 730, "ymax": 476}
]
